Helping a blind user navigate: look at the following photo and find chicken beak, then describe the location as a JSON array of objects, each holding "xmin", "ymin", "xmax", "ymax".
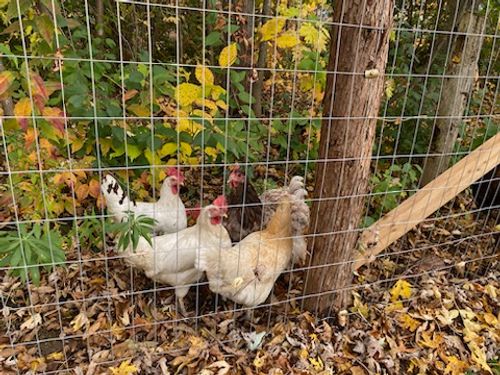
[{"xmin": 222, "ymin": 213, "xmax": 228, "ymax": 218}]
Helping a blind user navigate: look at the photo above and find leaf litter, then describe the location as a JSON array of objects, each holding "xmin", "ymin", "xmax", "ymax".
[{"xmin": 0, "ymin": 195, "xmax": 498, "ymax": 374}]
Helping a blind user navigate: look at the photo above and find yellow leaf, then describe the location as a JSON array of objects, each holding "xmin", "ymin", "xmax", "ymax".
[
  {"xmin": 192, "ymin": 109, "xmax": 213, "ymax": 124},
  {"xmin": 70, "ymin": 312, "xmax": 88, "ymax": 332},
  {"xmin": 100, "ymin": 138, "xmax": 112, "ymax": 155},
  {"xmin": 419, "ymin": 331, "xmax": 443, "ymax": 349},
  {"xmin": 128, "ymin": 104, "xmax": 150, "ymax": 117},
  {"xmin": 300, "ymin": 74, "xmax": 315, "ymax": 91},
  {"xmin": 299, "ymin": 23, "xmax": 329, "ymax": 52},
  {"xmin": 30, "ymin": 358, "xmax": 45, "ymax": 372},
  {"xmin": 215, "ymin": 99, "xmax": 227, "ymax": 110},
  {"xmin": 483, "ymin": 312, "xmax": 498, "ymax": 326},
  {"xmin": 71, "ymin": 137, "xmax": 85, "ymax": 153},
  {"xmin": 185, "ymin": 156, "xmax": 199, "ymax": 165},
  {"xmin": 468, "ymin": 341, "xmax": 491, "ymax": 373},
  {"xmin": 437, "ymin": 309, "xmax": 459, "ymax": 326},
  {"xmin": 463, "ymin": 319, "xmax": 482, "ymax": 343},
  {"xmin": 299, "ymin": 348, "xmax": 308, "ymax": 359},
  {"xmin": 218, "ymin": 43, "xmax": 238, "ymax": 67},
  {"xmin": 14, "ymin": 98, "xmax": 32, "ymax": 128},
  {"xmin": 144, "ymin": 149, "xmax": 161, "ymax": 166},
  {"xmin": 195, "ymin": 65, "xmax": 214, "ymax": 86},
  {"xmin": 180, "ymin": 142, "xmax": 192, "ymax": 156},
  {"xmin": 309, "ymin": 356, "xmax": 323, "ymax": 371},
  {"xmin": 444, "ymin": 355, "xmax": 468, "ymax": 375},
  {"xmin": 176, "ymin": 83, "xmax": 202, "ymax": 107},
  {"xmin": 178, "ymin": 118, "xmax": 203, "ymax": 135},
  {"xmin": 276, "ymin": 31, "xmax": 300, "ymax": 48},
  {"xmin": 194, "ymin": 98, "xmax": 218, "ymax": 115},
  {"xmin": 399, "ymin": 313, "xmax": 420, "ymax": 332},
  {"xmin": 390, "ymin": 279, "xmax": 412, "ymax": 302},
  {"xmin": 259, "ymin": 18, "xmax": 285, "ymax": 41},
  {"xmin": 253, "ymin": 353, "xmax": 265, "ymax": 368},
  {"xmin": 484, "ymin": 284, "xmax": 497, "ymax": 299},
  {"xmin": 211, "ymin": 85, "xmax": 227, "ymax": 100},
  {"xmin": 385, "ymin": 79, "xmax": 395, "ymax": 99},
  {"xmin": 452, "ymin": 54, "xmax": 461, "ymax": 64},
  {"xmin": 109, "ymin": 360, "xmax": 138, "ymax": 375},
  {"xmin": 159, "ymin": 142, "xmax": 177, "ymax": 157},
  {"xmin": 351, "ymin": 292, "xmax": 369, "ymax": 318},
  {"xmin": 46, "ymin": 352, "xmax": 64, "ymax": 361},
  {"xmin": 205, "ymin": 146, "xmax": 218, "ymax": 159}
]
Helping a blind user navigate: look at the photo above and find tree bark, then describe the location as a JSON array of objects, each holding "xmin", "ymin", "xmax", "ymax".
[
  {"xmin": 303, "ymin": 0, "xmax": 394, "ymax": 315},
  {"xmin": 420, "ymin": 1, "xmax": 486, "ymax": 186},
  {"xmin": 96, "ymin": 0, "xmax": 104, "ymax": 37}
]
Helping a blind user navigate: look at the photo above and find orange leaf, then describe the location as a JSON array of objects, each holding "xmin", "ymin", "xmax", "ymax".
[
  {"xmin": 14, "ymin": 98, "xmax": 32, "ymax": 130},
  {"xmin": 24, "ymin": 128, "xmax": 37, "ymax": 149},
  {"xmin": 88, "ymin": 179, "xmax": 100, "ymax": 199},
  {"xmin": 42, "ymin": 107, "xmax": 65, "ymax": 136},
  {"xmin": 124, "ymin": 90, "xmax": 138, "ymax": 101},
  {"xmin": 75, "ymin": 183, "xmax": 89, "ymax": 201},
  {"xmin": 31, "ymin": 73, "xmax": 48, "ymax": 111},
  {"xmin": 0, "ymin": 71, "xmax": 14, "ymax": 96},
  {"xmin": 40, "ymin": 138, "xmax": 59, "ymax": 159}
]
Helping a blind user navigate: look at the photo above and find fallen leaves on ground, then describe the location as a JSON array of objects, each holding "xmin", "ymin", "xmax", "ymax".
[{"xmin": 0, "ymin": 195, "xmax": 498, "ymax": 374}]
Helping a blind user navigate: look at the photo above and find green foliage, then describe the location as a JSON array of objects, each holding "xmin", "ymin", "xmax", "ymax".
[
  {"xmin": 71, "ymin": 211, "xmax": 109, "ymax": 252},
  {"xmin": 364, "ymin": 163, "xmax": 422, "ymax": 227},
  {"xmin": 0, "ymin": 0, "xmax": 497, "ymax": 283},
  {"xmin": 108, "ymin": 212, "xmax": 156, "ymax": 253},
  {"xmin": 0, "ymin": 223, "xmax": 66, "ymax": 285}
]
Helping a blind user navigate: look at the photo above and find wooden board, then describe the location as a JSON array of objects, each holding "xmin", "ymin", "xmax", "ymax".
[{"xmin": 354, "ymin": 133, "xmax": 500, "ymax": 270}]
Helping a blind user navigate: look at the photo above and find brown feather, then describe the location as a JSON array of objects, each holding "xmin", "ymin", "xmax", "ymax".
[{"xmin": 225, "ymin": 178, "xmax": 263, "ymax": 243}]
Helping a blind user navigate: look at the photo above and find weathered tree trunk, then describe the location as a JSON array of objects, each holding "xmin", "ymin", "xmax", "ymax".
[
  {"xmin": 303, "ymin": 0, "xmax": 394, "ymax": 315},
  {"xmin": 96, "ymin": 0, "xmax": 104, "ymax": 37},
  {"xmin": 420, "ymin": 1, "xmax": 486, "ymax": 186}
]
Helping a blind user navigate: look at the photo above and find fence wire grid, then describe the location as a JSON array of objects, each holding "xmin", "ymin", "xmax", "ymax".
[{"xmin": 0, "ymin": 0, "xmax": 499, "ymax": 374}]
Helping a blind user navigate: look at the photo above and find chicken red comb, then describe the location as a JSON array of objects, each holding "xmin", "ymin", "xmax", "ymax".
[
  {"xmin": 213, "ymin": 195, "xmax": 227, "ymax": 209},
  {"xmin": 186, "ymin": 203, "xmax": 201, "ymax": 220},
  {"xmin": 166, "ymin": 167, "xmax": 185, "ymax": 182}
]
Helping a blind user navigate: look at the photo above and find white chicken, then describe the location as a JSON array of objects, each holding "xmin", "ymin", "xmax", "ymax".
[
  {"xmin": 101, "ymin": 167, "xmax": 187, "ymax": 234},
  {"xmin": 101, "ymin": 178, "xmax": 231, "ymax": 314},
  {"xmin": 196, "ymin": 197, "xmax": 293, "ymax": 307}
]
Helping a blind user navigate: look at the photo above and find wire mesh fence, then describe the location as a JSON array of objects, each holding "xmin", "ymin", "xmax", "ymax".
[{"xmin": 0, "ymin": 0, "xmax": 499, "ymax": 373}]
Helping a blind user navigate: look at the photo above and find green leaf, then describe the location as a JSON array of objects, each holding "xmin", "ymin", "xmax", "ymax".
[
  {"xmin": 34, "ymin": 14, "xmax": 54, "ymax": 45},
  {"xmin": 206, "ymin": 31, "xmax": 221, "ymax": 46},
  {"xmin": 30, "ymin": 266, "xmax": 40, "ymax": 286},
  {"xmin": 127, "ymin": 144, "xmax": 142, "ymax": 161}
]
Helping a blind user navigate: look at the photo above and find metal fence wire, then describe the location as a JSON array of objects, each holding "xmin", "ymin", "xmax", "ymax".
[{"xmin": 0, "ymin": 0, "xmax": 499, "ymax": 374}]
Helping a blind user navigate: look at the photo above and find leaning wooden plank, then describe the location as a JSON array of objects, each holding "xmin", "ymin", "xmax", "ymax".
[{"xmin": 354, "ymin": 133, "xmax": 500, "ymax": 270}]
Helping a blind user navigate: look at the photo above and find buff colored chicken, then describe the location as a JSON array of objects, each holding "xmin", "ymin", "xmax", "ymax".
[
  {"xmin": 196, "ymin": 197, "xmax": 293, "ymax": 307},
  {"xmin": 226, "ymin": 165, "xmax": 309, "ymax": 263}
]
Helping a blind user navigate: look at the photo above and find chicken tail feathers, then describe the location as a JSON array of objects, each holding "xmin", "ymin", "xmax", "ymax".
[
  {"xmin": 100, "ymin": 175, "xmax": 133, "ymax": 221},
  {"xmin": 287, "ymin": 176, "xmax": 305, "ymax": 195}
]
